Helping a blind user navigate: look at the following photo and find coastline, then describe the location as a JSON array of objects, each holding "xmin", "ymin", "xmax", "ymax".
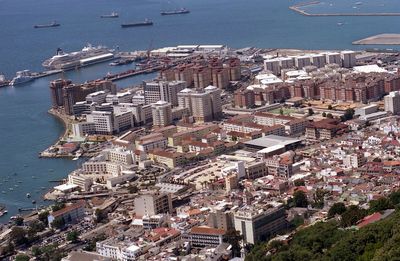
[{"xmin": 48, "ymin": 108, "xmax": 70, "ymax": 138}]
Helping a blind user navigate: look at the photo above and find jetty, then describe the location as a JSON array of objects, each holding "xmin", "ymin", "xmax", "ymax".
[
  {"xmin": 290, "ymin": 1, "xmax": 400, "ymax": 17},
  {"xmin": 353, "ymin": 34, "xmax": 400, "ymax": 45}
]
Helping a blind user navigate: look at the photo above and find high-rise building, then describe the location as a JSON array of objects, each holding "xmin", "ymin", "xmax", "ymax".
[
  {"xmin": 144, "ymin": 80, "xmax": 186, "ymax": 106},
  {"xmin": 151, "ymin": 101, "xmax": 173, "ymax": 127},
  {"xmin": 341, "ymin": 50, "xmax": 356, "ymax": 68},
  {"xmin": 177, "ymin": 86, "xmax": 222, "ymax": 122},
  {"xmin": 193, "ymin": 66, "xmax": 212, "ymax": 89},
  {"xmin": 234, "ymin": 89, "xmax": 255, "ymax": 108},
  {"xmin": 234, "ymin": 206, "xmax": 287, "ymax": 244},
  {"xmin": 384, "ymin": 91, "xmax": 400, "ymax": 115},
  {"xmin": 205, "ymin": 85, "xmax": 223, "ymax": 120},
  {"xmin": 211, "ymin": 67, "xmax": 230, "ymax": 89},
  {"xmin": 50, "ymin": 79, "xmax": 71, "ymax": 108},
  {"xmin": 134, "ymin": 193, "xmax": 173, "ymax": 216}
]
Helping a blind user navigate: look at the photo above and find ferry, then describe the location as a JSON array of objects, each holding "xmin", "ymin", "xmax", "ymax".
[
  {"xmin": 10, "ymin": 70, "xmax": 34, "ymax": 86},
  {"xmin": 161, "ymin": 8, "xmax": 190, "ymax": 15},
  {"xmin": 101, "ymin": 12, "xmax": 119, "ymax": 18},
  {"xmin": 34, "ymin": 21, "xmax": 60, "ymax": 29},
  {"xmin": 121, "ymin": 19, "xmax": 153, "ymax": 27}
]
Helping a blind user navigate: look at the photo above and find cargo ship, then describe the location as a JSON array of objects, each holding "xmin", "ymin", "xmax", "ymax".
[
  {"xmin": 42, "ymin": 44, "xmax": 116, "ymax": 70},
  {"xmin": 161, "ymin": 8, "xmax": 190, "ymax": 15},
  {"xmin": 121, "ymin": 19, "xmax": 153, "ymax": 27},
  {"xmin": 101, "ymin": 12, "xmax": 119, "ymax": 18},
  {"xmin": 34, "ymin": 21, "xmax": 60, "ymax": 28}
]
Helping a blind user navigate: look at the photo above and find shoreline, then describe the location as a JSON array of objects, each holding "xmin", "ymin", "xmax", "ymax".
[{"xmin": 289, "ymin": 2, "xmax": 400, "ymax": 17}]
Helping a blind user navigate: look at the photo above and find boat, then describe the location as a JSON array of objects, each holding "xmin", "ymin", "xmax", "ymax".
[
  {"xmin": 121, "ymin": 19, "xmax": 153, "ymax": 27},
  {"xmin": 0, "ymin": 74, "xmax": 9, "ymax": 87},
  {"xmin": 0, "ymin": 210, "xmax": 8, "ymax": 217},
  {"xmin": 32, "ymin": 200, "xmax": 36, "ymax": 204},
  {"xmin": 101, "ymin": 12, "xmax": 119, "ymax": 18},
  {"xmin": 9, "ymin": 70, "xmax": 34, "ymax": 86},
  {"xmin": 26, "ymin": 193, "xmax": 31, "ymax": 198},
  {"xmin": 109, "ymin": 58, "xmax": 134, "ymax": 66},
  {"xmin": 337, "ymin": 22, "xmax": 343, "ymax": 26},
  {"xmin": 161, "ymin": 8, "xmax": 190, "ymax": 15},
  {"xmin": 355, "ymin": 1, "xmax": 363, "ymax": 5},
  {"xmin": 34, "ymin": 21, "xmax": 60, "ymax": 29},
  {"xmin": 42, "ymin": 44, "xmax": 116, "ymax": 70}
]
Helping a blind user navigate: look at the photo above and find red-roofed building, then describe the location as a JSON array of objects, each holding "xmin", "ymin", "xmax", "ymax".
[
  {"xmin": 184, "ymin": 226, "xmax": 227, "ymax": 247},
  {"xmin": 48, "ymin": 201, "xmax": 85, "ymax": 228}
]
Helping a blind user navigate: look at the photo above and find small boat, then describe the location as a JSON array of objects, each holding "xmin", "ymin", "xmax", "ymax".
[
  {"xmin": 26, "ymin": 193, "xmax": 31, "ymax": 198},
  {"xmin": 32, "ymin": 200, "xmax": 36, "ymax": 204},
  {"xmin": 0, "ymin": 210, "xmax": 8, "ymax": 216},
  {"xmin": 9, "ymin": 188, "xmax": 13, "ymax": 191},
  {"xmin": 161, "ymin": 8, "xmax": 190, "ymax": 15},
  {"xmin": 0, "ymin": 74, "xmax": 9, "ymax": 87},
  {"xmin": 355, "ymin": 1, "xmax": 363, "ymax": 5},
  {"xmin": 337, "ymin": 22, "xmax": 343, "ymax": 26},
  {"xmin": 1, "ymin": 191, "xmax": 5, "ymax": 194},
  {"xmin": 101, "ymin": 12, "xmax": 119, "ymax": 18},
  {"xmin": 109, "ymin": 58, "xmax": 134, "ymax": 66},
  {"xmin": 121, "ymin": 19, "xmax": 153, "ymax": 27},
  {"xmin": 34, "ymin": 21, "xmax": 60, "ymax": 29}
]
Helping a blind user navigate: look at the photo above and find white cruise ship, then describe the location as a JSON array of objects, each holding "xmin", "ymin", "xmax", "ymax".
[{"xmin": 42, "ymin": 44, "xmax": 115, "ymax": 70}]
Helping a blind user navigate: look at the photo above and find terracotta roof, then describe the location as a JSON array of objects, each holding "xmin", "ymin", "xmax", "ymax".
[
  {"xmin": 357, "ymin": 212, "xmax": 382, "ymax": 228},
  {"xmin": 190, "ymin": 226, "xmax": 226, "ymax": 235},
  {"xmin": 51, "ymin": 201, "xmax": 85, "ymax": 218}
]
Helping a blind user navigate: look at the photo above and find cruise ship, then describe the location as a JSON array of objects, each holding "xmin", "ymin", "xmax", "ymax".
[
  {"xmin": 42, "ymin": 44, "xmax": 116, "ymax": 70},
  {"xmin": 10, "ymin": 70, "xmax": 34, "ymax": 86}
]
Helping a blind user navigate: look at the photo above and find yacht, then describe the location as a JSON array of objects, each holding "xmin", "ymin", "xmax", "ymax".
[
  {"xmin": 10, "ymin": 70, "xmax": 34, "ymax": 86},
  {"xmin": 101, "ymin": 12, "xmax": 119, "ymax": 18}
]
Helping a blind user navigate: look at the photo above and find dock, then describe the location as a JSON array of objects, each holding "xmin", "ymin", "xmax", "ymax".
[
  {"xmin": 103, "ymin": 65, "xmax": 164, "ymax": 82},
  {"xmin": 289, "ymin": 1, "xmax": 400, "ymax": 17}
]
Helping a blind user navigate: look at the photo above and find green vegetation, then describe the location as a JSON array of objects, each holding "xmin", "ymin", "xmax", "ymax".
[
  {"xmin": 66, "ymin": 230, "xmax": 80, "ymax": 243},
  {"xmin": 269, "ymin": 107, "xmax": 295, "ymax": 116},
  {"xmin": 246, "ymin": 191, "xmax": 400, "ymax": 261},
  {"xmin": 51, "ymin": 202, "xmax": 65, "ymax": 212},
  {"xmin": 340, "ymin": 108, "xmax": 355, "ymax": 122},
  {"xmin": 15, "ymin": 254, "xmax": 30, "ymax": 261},
  {"xmin": 292, "ymin": 191, "xmax": 308, "ymax": 208},
  {"xmin": 51, "ymin": 217, "xmax": 65, "ymax": 229},
  {"xmin": 83, "ymin": 233, "xmax": 107, "ymax": 251}
]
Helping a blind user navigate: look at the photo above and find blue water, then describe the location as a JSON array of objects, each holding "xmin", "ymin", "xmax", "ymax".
[
  {"xmin": 0, "ymin": 0, "xmax": 399, "ymax": 221},
  {"xmin": 302, "ymin": 0, "xmax": 400, "ymax": 14}
]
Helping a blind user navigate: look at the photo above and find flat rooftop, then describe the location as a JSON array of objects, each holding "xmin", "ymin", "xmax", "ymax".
[{"xmin": 243, "ymin": 135, "xmax": 301, "ymax": 149}]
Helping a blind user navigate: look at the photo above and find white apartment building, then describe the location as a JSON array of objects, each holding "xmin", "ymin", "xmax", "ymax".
[
  {"xmin": 86, "ymin": 111, "xmax": 114, "ymax": 134},
  {"xmin": 384, "ymin": 91, "xmax": 400, "ymax": 115},
  {"xmin": 134, "ymin": 193, "xmax": 173, "ymax": 216},
  {"xmin": 151, "ymin": 101, "xmax": 173, "ymax": 127},
  {"xmin": 144, "ymin": 80, "xmax": 186, "ymax": 106},
  {"xmin": 341, "ymin": 50, "xmax": 356, "ymax": 68},
  {"xmin": 86, "ymin": 91, "xmax": 108, "ymax": 104}
]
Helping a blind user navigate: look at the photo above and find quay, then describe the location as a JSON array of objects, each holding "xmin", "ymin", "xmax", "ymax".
[
  {"xmin": 103, "ymin": 65, "xmax": 164, "ymax": 82},
  {"xmin": 289, "ymin": 1, "xmax": 400, "ymax": 16}
]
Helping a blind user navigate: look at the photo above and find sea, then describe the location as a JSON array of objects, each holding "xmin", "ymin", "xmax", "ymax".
[{"xmin": 0, "ymin": 0, "xmax": 399, "ymax": 222}]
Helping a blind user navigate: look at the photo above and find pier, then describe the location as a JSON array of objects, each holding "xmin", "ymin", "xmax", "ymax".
[
  {"xmin": 289, "ymin": 1, "xmax": 400, "ymax": 17},
  {"xmin": 103, "ymin": 65, "xmax": 164, "ymax": 82}
]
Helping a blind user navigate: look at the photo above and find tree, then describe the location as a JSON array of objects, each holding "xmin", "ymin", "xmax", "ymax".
[
  {"xmin": 31, "ymin": 246, "xmax": 42, "ymax": 257},
  {"xmin": 38, "ymin": 210, "xmax": 49, "ymax": 226},
  {"xmin": 369, "ymin": 197, "xmax": 393, "ymax": 214},
  {"xmin": 95, "ymin": 209, "xmax": 107, "ymax": 223},
  {"xmin": 14, "ymin": 216, "xmax": 24, "ymax": 226},
  {"xmin": 312, "ymin": 188, "xmax": 328, "ymax": 209},
  {"xmin": 294, "ymin": 180, "xmax": 305, "ymax": 187},
  {"xmin": 322, "ymin": 112, "xmax": 327, "ymax": 117},
  {"xmin": 328, "ymin": 104, "xmax": 333, "ymax": 110},
  {"xmin": 340, "ymin": 205, "xmax": 367, "ymax": 227},
  {"xmin": 328, "ymin": 202, "xmax": 347, "ymax": 218},
  {"xmin": 10, "ymin": 227, "xmax": 28, "ymax": 246},
  {"xmin": 224, "ymin": 229, "xmax": 242, "ymax": 257},
  {"xmin": 127, "ymin": 185, "xmax": 139, "ymax": 194},
  {"xmin": 389, "ymin": 190, "xmax": 400, "ymax": 206},
  {"xmin": 279, "ymin": 108, "xmax": 284, "ymax": 115},
  {"xmin": 293, "ymin": 190, "xmax": 308, "ymax": 208},
  {"xmin": 51, "ymin": 202, "xmax": 65, "ymax": 212},
  {"xmin": 0, "ymin": 242, "xmax": 14, "ymax": 256},
  {"xmin": 327, "ymin": 113, "xmax": 334, "ymax": 119},
  {"xmin": 66, "ymin": 230, "xmax": 80, "ymax": 243},
  {"xmin": 51, "ymin": 217, "xmax": 65, "ymax": 230},
  {"xmin": 15, "ymin": 254, "xmax": 30, "ymax": 261},
  {"xmin": 341, "ymin": 108, "xmax": 355, "ymax": 122},
  {"xmin": 308, "ymin": 108, "xmax": 314, "ymax": 116}
]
